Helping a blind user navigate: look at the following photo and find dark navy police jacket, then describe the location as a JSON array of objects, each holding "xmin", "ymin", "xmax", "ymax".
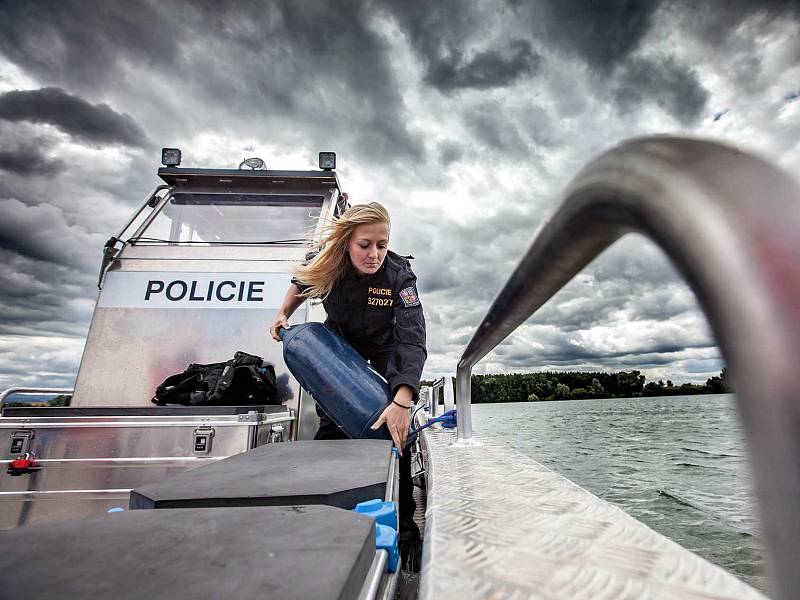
[{"xmin": 293, "ymin": 250, "xmax": 427, "ymax": 396}]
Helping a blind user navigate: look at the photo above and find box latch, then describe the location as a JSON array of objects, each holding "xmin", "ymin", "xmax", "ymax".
[
  {"xmin": 192, "ymin": 427, "xmax": 215, "ymax": 454},
  {"xmin": 9, "ymin": 430, "xmax": 34, "ymax": 456}
]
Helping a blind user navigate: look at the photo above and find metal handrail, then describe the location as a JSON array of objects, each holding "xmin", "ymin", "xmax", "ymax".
[
  {"xmin": 0, "ymin": 387, "xmax": 74, "ymax": 408},
  {"xmin": 97, "ymin": 185, "xmax": 170, "ymax": 288},
  {"xmin": 455, "ymin": 136, "xmax": 800, "ymax": 600},
  {"xmin": 113, "ymin": 185, "xmax": 171, "ymax": 241}
]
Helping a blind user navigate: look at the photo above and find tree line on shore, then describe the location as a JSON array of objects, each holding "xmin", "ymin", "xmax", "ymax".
[
  {"xmin": 423, "ymin": 368, "xmax": 730, "ymax": 404},
  {"xmin": 4, "ymin": 394, "xmax": 71, "ymax": 408}
]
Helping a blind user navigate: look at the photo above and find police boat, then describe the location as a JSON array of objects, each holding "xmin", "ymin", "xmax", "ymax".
[{"xmin": 2, "ymin": 138, "xmax": 798, "ymax": 600}]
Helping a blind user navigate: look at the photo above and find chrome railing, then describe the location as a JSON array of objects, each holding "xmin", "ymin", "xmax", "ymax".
[{"xmin": 455, "ymin": 136, "xmax": 800, "ymax": 600}]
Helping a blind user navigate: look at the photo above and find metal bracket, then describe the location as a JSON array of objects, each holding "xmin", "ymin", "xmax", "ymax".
[
  {"xmin": 268, "ymin": 424, "xmax": 284, "ymax": 443},
  {"xmin": 237, "ymin": 411, "xmax": 261, "ymax": 423}
]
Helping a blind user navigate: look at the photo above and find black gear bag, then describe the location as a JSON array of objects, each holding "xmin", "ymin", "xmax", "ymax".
[{"xmin": 152, "ymin": 351, "xmax": 281, "ymax": 406}]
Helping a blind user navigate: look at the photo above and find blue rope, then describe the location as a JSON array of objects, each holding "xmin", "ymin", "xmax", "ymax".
[{"xmin": 405, "ymin": 409, "xmax": 457, "ymax": 447}]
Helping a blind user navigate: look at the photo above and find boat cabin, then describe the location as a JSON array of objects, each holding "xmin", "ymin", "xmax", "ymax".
[{"xmin": 0, "ymin": 151, "xmax": 387, "ymax": 530}]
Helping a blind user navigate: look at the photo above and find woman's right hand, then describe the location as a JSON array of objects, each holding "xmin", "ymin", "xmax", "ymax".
[{"xmin": 269, "ymin": 313, "xmax": 291, "ymax": 342}]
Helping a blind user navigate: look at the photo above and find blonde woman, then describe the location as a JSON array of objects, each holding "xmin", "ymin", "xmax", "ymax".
[{"xmin": 269, "ymin": 201, "xmax": 426, "ymax": 568}]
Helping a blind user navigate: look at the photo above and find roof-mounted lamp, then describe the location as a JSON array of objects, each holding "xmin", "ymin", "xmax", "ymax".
[
  {"xmin": 319, "ymin": 152, "xmax": 336, "ymax": 170},
  {"xmin": 161, "ymin": 147, "xmax": 182, "ymax": 167},
  {"xmin": 239, "ymin": 157, "xmax": 266, "ymax": 170}
]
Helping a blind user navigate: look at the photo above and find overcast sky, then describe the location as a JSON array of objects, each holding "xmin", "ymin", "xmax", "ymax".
[{"xmin": 0, "ymin": 1, "xmax": 798, "ymax": 391}]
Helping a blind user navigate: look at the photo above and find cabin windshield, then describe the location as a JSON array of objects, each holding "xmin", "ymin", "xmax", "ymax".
[{"xmin": 134, "ymin": 192, "xmax": 323, "ymax": 244}]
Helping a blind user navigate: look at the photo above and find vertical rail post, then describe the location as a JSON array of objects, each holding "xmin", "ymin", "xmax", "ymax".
[
  {"xmin": 430, "ymin": 379, "xmax": 441, "ymax": 417},
  {"xmin": 442, "ymin": 376, "xmax": 455, "ymax": 413},
  {"xmin": 455, "ymin": 366, "xmax": 472, "ymax": 441}
]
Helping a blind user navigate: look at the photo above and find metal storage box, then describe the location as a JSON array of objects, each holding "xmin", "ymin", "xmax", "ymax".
[{"xmin": 0, "ymin": 405, "xmax": 293, "ymax": 529}]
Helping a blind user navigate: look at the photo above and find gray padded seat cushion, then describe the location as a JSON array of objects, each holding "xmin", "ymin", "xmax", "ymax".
[
  {"xmin": 130, "ymin": 439, "xmax": 393, "ymax": 510},
  {"xmin": 0, "ymin": 505, "xmax": 375, "ymax": 600}
]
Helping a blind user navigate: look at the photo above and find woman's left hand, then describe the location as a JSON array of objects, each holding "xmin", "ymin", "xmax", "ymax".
[{"xmin": 371, "ymin": 385, "xmax": 413, "ymax": 454}]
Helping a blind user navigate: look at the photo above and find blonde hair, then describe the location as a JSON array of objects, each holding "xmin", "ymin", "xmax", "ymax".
[{"xmin": 294, "ymin": 202, "xmax": 390, "ymax": 298}]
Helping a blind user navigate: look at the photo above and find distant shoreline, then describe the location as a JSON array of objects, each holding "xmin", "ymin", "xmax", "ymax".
[
  {"xmin": 423, "ymin": 368, "xmax": 731, "ymax": 404},
  {"xmin": 469, "ymin": 391, "xmax": 735, "ymax": 405}
]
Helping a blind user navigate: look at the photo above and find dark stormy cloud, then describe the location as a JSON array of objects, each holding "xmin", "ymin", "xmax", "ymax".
[
  {"xmin": 380, "ymin": 0, "xmax": 542, "ymax": 92},
  {"xmin": 613, "ymin": 57, "xmax": 708, "ymax": 125},
  {"xmin": 0, "ymin": 0, "xmax": 798, "ymax": 393},
  {"xmin": 528, "ymin": 0, "xmax": 663, "ymax": 73},
  {"xmin": 0, "ymin": 1, "xmax": 424, "ymax": 168},
  {"xmin": 424, "ymin": 40, "xmax": 541, "ymax": 92},
  {"xmin": 0, "ymin": 87, "xmax": 149, "ymax": 147},
  {"xmin": 0, "ymin": 142, "xmax": 63, "ymax": 176}
]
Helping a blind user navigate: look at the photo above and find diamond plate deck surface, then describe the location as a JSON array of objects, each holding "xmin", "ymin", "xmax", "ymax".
[{"xmin": 418, "ymin": 426, "xmax": 766, "ymax": 600}]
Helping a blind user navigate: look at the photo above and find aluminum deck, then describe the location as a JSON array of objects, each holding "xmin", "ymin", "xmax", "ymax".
[{"xmin": 417, "ymin": 425, "xmax": 765, "ymax": 600}]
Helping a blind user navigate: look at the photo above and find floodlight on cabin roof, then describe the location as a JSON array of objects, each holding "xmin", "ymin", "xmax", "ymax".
[
  {"xmin": 161, "ymin": 148, "xmax": 182, "ymax": 167},
  {"xmin": 319, "ymin": 152, "xmax": 336, "ymax": 170}
]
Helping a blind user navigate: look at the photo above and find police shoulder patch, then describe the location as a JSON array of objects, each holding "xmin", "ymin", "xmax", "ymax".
[{"xmin": 399, "ymin": 286, "xmax": 420, "ymax": 307}]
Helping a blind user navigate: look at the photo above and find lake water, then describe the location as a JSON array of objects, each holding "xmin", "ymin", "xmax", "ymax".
[{"xmin": 472, "ymin": 394, "xmax": 768, "ymax": 594}]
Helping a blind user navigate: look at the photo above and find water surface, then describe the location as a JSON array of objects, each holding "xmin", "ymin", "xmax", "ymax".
[{"xmin": 472, "ymin": 394, "xmax": 768, "ymax": 594}]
